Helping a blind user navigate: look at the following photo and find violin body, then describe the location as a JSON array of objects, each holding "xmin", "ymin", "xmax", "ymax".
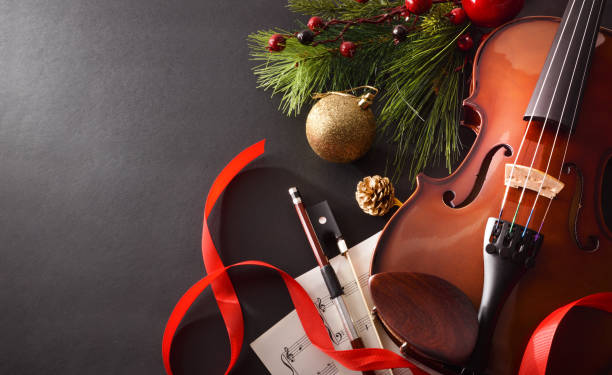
[{"xmin": 371, "ymin": 17, "xmax": 612, "ymax": 374}]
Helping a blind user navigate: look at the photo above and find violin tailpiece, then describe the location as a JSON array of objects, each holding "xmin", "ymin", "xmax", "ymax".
[{"xmin": 466, "ymin": 218, "xmax": 544, "ymax": 373}]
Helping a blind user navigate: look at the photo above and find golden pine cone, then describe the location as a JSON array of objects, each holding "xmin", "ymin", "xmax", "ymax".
[{"xmin": 355, "ymin": 175, "xmax": 396, "ymax": 216}]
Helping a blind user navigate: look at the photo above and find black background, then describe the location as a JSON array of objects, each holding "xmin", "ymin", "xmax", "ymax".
[{"xmin": 1, "ymin": 1, "xmax": 611, "ymax": 374}]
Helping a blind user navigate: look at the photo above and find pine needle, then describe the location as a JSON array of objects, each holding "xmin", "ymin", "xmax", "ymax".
[{"xmin": 248, "ymin": 2, "xmax": 470, "ymax": 184}]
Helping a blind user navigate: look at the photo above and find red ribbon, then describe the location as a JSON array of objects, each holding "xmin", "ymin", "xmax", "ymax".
[
  {"xmin": 519, "ymin": 292, "xmax": 612, "ymax": 375},
  {"xmin": 161, "ymin": 140, "xmax": 427, "ymax": 375},
  {"xmin": 162, "ymin": 139, "xmax": 612, "ymax": 375}
]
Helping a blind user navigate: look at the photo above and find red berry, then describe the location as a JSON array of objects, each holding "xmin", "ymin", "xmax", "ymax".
[
  {"xmin": 400, "ymin": 9, "xmax": 411, "ymax": 21},
  {"xmin": 339, "ymin": 41, "xmax": 357, "ymax": 58},
  {"xmin": 297, "ymin": 30, "xmax": 315, "ymax": 45},
  {"xmin": 405, "ymin": 0, "xmax": 432, "ymax": 15},
  {"xmin": 267, "ymin": 34, "xmax": 286, "ymax": 52},
  {"xmin": 354, "ymin": 0, "xmax": 369, "ymax": 2},
  {"xmin": 457, "ymin": 33, "xmax": 474, "ymax": 51},
  {"xmin": 448, "ymin": 8, "xmax": 467, "ymax": 25},
  {"xmin": 463, "ymin": 0, "xmax": 524, "ymax": 28},
  {"xmin": 307, "ymin": 16, "xmax": 325, "ymax": 31},
  {"xmin": 392, "ymin": 25, "xmax": 409, "ymax": 44}
]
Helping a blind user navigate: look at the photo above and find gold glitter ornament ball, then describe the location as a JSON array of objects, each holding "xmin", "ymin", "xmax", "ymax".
[{"xmin": 305, "ymin": 94, "xmax": 376, "ymax": 163}]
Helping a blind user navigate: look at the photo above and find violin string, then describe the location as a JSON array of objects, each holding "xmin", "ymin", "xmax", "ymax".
[
  {"xmin": 536, "ymin": 1, "xmax": 602, "ymax": 235},
  {"xmin": 522, "ymin": 0, "xmax": 598, "ymax": 236},
  {"xmin": 497, "ymin": 0, "xmax": 579, "ymax": 224},
  {"xmin": 510, "ymin": 1, "xmax": 585, "ymax": 236},
  {"xmin": 509, "ymin": 0, "xmax": 586, "ymax": 233}
]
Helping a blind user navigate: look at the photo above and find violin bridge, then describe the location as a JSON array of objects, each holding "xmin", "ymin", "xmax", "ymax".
[{"xmin": 504, "ymin": 164, "xmax": 565, "ymax": 199}]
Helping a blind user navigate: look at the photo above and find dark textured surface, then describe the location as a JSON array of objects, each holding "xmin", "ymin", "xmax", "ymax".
[{"xmin": 1, "ymin": 1, "xmax": 610, "ymax": 374}]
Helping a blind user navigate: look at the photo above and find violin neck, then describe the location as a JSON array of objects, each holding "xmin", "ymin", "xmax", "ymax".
[{"xmin": 523, "ymin": 0, "xmax": 607, "ymax": 132}]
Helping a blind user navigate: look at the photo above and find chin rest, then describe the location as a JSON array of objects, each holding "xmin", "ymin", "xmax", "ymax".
[{"xmin": 369, "ymin": 272, "xmax": 478, "ymax": 367}]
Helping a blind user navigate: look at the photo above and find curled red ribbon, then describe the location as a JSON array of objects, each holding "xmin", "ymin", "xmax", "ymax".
[
  {"xmin": 519, "ymin": 292, "xmax": 612, "ymax": 374},
  {"xmin": 162, "ymin": 140, "xmax": 612, "ymax": 375},
  {"xmin": 161, "ymin": 140, "xmax": 427, "ymax": 375}
]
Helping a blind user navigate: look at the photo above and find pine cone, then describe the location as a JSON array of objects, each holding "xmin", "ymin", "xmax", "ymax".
[{"xmin": 355, "ymin": 175, "xmax": 396, "ymax": 216}]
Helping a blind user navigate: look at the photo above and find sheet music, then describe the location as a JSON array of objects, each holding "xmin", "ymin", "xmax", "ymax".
[{"xmin": 250, "ymin": 232, "xmax": 436, "ymax": 375}]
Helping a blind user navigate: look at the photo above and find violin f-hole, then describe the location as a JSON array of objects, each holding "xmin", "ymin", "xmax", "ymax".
[
  {"xmin": 444, "ymin": 144, "xmax": 512, "ymax": 209},
  {"xmin": 565, "ymin": 163, "xmax": 600, "ymax": 252}
]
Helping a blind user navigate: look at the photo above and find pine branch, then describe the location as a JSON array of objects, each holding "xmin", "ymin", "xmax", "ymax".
[
  {"xmin": 248, "ymin": 2, "xmax": 472, "ymax": 184},
  {"xmin": 288, "ymin": 0, "xmax": 400, "ymax": 20},
  {"xmin": 287, "ymin": 0, "xmax": 345, "ymax": 19},
  {"xmin": 379, "ymin": 10, "xmax": 469, "ymax": 180},
  {"xmin": 249, "ymin": 30, "xmax": 333, "ymax": 115},
  {"xmin": 248, "ymin": 25, "xmax": 396, "ymax": 116}
]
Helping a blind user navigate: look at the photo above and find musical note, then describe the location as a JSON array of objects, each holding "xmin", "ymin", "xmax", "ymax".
[
  {"xmin": 284, "ymin": 336, "xmax": 310, "ymax": 358},
  {"xmin": 354, "ymin": 315, "xmax": 370, "ymax": 333},
  {"xmin": 316, "ymin": 362, "xmax": 338, "ymax": 375},
  {"xmin": 315, "ymin": 296, "xmax": 333, "ymax": 312},
  {"xmin": 333, "ymin": 330, "xmax": 345, "ymax": 345},
  {"xmin": 251, "ymin": 232, "xmax": 435, "ymax": 375},
  {"xmin": 330, "ymin": 271, "xmax": 369, "ymax": 299},
  {"xmin": 281, "ymin": 346, "xmax": 298, "ymax": 375},
  {"xmin": 316, "ymin": 297, "xmax": 344, "ymax": 345}
]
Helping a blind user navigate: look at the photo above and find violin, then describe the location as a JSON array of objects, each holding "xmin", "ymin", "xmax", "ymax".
[{"xmin": 369, "ymin": 0, "xmax": 612, "ymax": 374}]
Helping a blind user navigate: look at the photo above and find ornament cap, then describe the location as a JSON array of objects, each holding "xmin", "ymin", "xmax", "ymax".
[{"xmin": 358, "ymin": 92, "xmax": 376, "ymax": 109}]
